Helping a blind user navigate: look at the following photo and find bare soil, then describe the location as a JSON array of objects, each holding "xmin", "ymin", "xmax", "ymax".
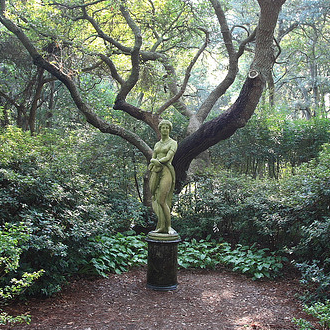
[{"xmin": 1, "ymin": 267, "xmax": 320, "ymax": 330}]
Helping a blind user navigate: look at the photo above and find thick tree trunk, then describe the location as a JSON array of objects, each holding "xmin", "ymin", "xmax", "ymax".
[{"xmin": 173, "ymin": 75, "xmax": 264, "ymax": 190}]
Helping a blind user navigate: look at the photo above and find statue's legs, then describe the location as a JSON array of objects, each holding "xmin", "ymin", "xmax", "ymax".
[{"xmin": 153, "ymin": 167, "xmax": 172, "ymax": 233}]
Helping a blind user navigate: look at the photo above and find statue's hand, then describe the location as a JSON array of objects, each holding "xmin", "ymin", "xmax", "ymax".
[
  {"xmin": 150, "ymin": 158, "xmax": 161, "ymax": 166},
  {"xmin": 149, "ymin": 159, "xmax": 163, "ymax": 173},
  {"xmin": 148, "ymin": 159, "xmax": 157, "ymax": 171}
]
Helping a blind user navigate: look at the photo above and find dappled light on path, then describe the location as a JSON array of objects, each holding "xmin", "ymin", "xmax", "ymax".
[{"xmin": 2, "ymin": 267, "xmax": 317, "ymax": 330}]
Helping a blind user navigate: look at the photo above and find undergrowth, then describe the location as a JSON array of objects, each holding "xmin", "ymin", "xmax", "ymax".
[
  {"xmin": 293, "ymin": 300, "xmax": 330, "ymax": 330},
  {"xmin": 178, "ymin": 237, "xmax": 287, "ymax": 280},
  {"xmin": 80, "ymin": 232, "xmax": 148, "ymax": 277},
  {"xmin": 86, "ymin": 234, "xmax": 287, "ymax": 281}
]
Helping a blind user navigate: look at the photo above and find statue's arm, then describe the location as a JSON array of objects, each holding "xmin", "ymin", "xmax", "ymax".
[{"xmin": 158, "ymin": 141, "xmax": 178, "ymax": 164}]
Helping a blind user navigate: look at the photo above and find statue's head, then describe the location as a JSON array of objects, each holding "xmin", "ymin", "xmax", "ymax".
[{"xmin": 158, "ymin": 119, "xmax": 173, "ymax": 132}]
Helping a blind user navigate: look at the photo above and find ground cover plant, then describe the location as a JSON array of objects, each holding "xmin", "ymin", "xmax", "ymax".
[
  {"xmin": 178, "ymin": 238, "xmax": 287, "ymax": 280},
  {"xmin": 81, "ymin": 233, "xmax": 148, "ymax": 277},
  {"xmin": 70, "ymin": 234, "xmax": 289, "ymax": 281},
  {"xmin": 293, "ymin": 300, "xmax": 330, "ymax": 330}
]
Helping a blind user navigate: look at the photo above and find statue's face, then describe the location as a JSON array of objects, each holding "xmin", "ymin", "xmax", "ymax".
[{"xmin": 160, "ymin": 124, "xmax": 170, "ymax": 136}]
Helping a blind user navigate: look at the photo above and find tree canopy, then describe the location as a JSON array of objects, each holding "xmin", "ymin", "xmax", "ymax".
[{"xmin": 0, "ymin": 0, "xmax": 291, "ymax": 191}]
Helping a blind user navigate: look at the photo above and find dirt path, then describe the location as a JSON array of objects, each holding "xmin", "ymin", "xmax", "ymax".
[{"xmin": 1, "ymin": 267, "xmax": 319, "ymax": 330}]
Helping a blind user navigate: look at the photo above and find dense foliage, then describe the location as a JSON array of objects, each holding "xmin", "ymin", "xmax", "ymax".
[
  {"xmin": 174, "ymin": 142, "xmax": 330, "ymax": 302},
  {"xmin": 212, "ymin": 114, "xmax": 330, "ymax": 178},
  {"xmin": 1, "ymin": 123, "xmax": 329, "ymax": 304},
  {"xmin": 175, "ymin": 142, "xmax": 330, "ymax": 257},
  {"xmin": 0, "ymin": 223, "xmax": 43, "ymax": 325},
  {"xmin": 0, "ymin": 127, "xmax": 147, "ymax": 295}
]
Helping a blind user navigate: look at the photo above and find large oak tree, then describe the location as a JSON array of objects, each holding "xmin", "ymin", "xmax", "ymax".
[{"xmin": 0, "ymin": 0, "xmax": 287, "ymax": 195}]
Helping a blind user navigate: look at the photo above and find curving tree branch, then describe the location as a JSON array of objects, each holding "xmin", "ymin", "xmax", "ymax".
[
  {"xmin": 0, "ymin": 11, "xmax": 153, "ymax": 160},
  {"xmin": 157, "ymin": 29, "xmax": 209, "ymax": 115},
  {"xmin": 115, "ymin": 3, "xmax": 142, "ymax": 101},
  {"xmin": 99, "ymin": 54, "xmax": 124, "ymax": 85},
  {"xmin": 193, "ymin": 0, "xmax": 244, "ymax": 125}
]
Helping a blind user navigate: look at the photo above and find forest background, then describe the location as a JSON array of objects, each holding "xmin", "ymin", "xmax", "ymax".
[{"xmin": 0, "ymin": 0, "xmax": 329, "ymax": 327}]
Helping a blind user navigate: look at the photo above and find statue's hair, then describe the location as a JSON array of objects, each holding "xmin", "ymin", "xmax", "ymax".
[{"xmin": 158, "ymin": 119, "xmax": 173, "ymax": 132}]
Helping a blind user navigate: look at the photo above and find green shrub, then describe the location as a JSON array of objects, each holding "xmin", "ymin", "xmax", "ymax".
[
  {"xmin": 173, "ymin": 170, "xmax": 293, "ymax": 250},
  {"xmin": 282, "ymin": 144, "xmax": 330, "ymax": 264},
  {"xmin": 282, "ymin": 144, "xmax": 330, "ymax": 302},
  {"xmin": 0, "ymin": 223, "xmax": 44, "ymax": 326},
  {"xmin": 0, "ymin": 127, "xmax": 146, "ymax": 296},
  {"xmin": 295, "ymin": 261, "xmax": 330, "ymax": 303}
]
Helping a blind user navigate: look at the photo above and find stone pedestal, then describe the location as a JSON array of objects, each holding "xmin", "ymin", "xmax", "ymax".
[{"xmin": 146, "ymin": 235, "xmax": 181, "ymax": 291}]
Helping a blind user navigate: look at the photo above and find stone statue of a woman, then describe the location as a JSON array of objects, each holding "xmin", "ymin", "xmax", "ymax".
[{"xmin": 148, "ymin": 120, "xmax": 178, "ymax": 238}]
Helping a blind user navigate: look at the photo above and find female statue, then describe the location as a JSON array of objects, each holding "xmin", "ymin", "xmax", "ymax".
[{"xmin": 148, "ymin": 120, "xmax": 177, "ymax": 235}]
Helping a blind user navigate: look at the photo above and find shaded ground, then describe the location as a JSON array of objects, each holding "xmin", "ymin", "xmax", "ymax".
[{"xmin": 1, "ymin": 267, "xmax": 319, "ymax": 330}]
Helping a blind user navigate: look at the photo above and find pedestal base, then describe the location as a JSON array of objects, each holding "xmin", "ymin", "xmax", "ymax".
[{"xmin": 146, "ymin": 235, "xmax": 180, "ymax": 291}]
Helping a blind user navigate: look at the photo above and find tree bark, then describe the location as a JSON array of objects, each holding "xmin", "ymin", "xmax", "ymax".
[{"xmin": 174, "ymin": 74, "xmax": 264, "ymax": 190}]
